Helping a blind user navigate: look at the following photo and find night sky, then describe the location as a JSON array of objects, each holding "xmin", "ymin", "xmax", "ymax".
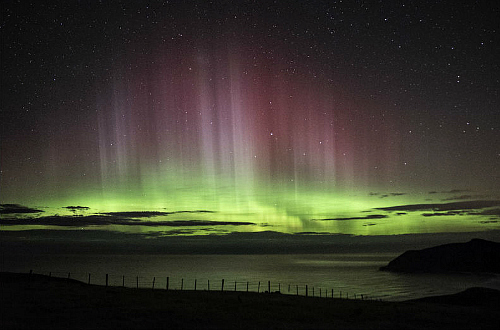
[{"xmin": 1, "ymin": 1, "xmax": 499, "ymax": 243}]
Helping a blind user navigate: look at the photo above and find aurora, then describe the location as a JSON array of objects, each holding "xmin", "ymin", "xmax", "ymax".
[{"xmin": 1, "ymin": 1, "xmax": 499, "ymax": 243}]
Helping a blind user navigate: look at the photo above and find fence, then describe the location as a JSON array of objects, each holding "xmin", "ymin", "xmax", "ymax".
[{"xmin": 26, "ymin": 269, "xmax": 382, "ymax": 301}]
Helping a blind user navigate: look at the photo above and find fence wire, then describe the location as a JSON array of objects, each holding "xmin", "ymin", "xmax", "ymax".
[{"xmin": 27, "ymin": 269, "xmax": 382, "ymax": 301}]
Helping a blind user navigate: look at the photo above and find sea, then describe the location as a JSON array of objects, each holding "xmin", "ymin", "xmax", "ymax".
[{"xmin": 2, "ymin": 253, "xmax": 499, "ymax": 301}]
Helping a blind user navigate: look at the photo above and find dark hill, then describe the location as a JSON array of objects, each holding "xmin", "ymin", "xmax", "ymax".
[
  {"xmin": 380, "ymin": 239, "xmax": 500, "ymax": 273},
  {"xmin": 2, "ymin": 272, "xmax": 500, "ymax": 329}
]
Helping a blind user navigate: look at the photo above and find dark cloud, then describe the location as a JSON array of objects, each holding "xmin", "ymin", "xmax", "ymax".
[
  {"xmin": 170, "ymin": 210, "xmax": 215, "ymax": 214},
  {"xmin": 100, "ymin": 210, "xmax": 216, "ymax": 217},
  {"xmin": 146, "ymin": 228, "xmax": 225, "ymax": 236},
  {"xmin": 0, "ymin": 215, "xmax": 122, "ymax": 227},
  {"xmin": 441, "ymin": 195, "xmax": 474, "ymax": 201},
  {"xmin": 441, "ymin": 195, "xmax": 488, "ymax": 201},
  {"xmin": 376, "ymin": 200, "xmax": 500, "ymax": 212},
  {"xmin": 314, "ymin": 214, "xmax": 387, "ymax": 221},
  {"xmin": 0, "ymin": 214, "xmax": 255, "ymax": 228},
  {"xmin": 138, "ymin": 220, "xmax": 255, "ymax": 227},
  {"xmin": 369, "ymin": 192, "xmax": 406, "ymax": 198},
  {"xmin": 446, "ymin": 189, "xmax": 472, "ymax": 194},
  {"xmin": 421, "ymin": 211, "xmax": 466, "ymax": 217},
  {"xmin": 479, "ymin": 208, "xmax": 500, "ymax": 218},
  {"xmin": 64, "ymin": 206, "xmax": 90, "ymax": 210},
  {"xmin": 100, "ymin": 211, "xmax": 171, "ymax": 218},
  {"xmin": 159, "ymin": 229, "xmax": 199, "ymax": 236},
  {"xmin": 0, "ymin": 204, "xmax": 44, "ymax": 214},
  {"xmin": 428, "ymin": 189, "xmax": 472, "ymax": 195},
  {"xmin": 419, "ymin": 206, "xmax": 500, "ymax": 218}
]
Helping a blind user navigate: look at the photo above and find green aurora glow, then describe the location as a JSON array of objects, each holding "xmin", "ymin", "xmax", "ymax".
[{"xmin": 1, "ymin": 2, "xmax": 499, "ymax": 242}]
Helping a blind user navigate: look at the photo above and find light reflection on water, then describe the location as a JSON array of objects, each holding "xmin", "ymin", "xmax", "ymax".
[{"xmin": 2, "ymin": 253, "xmax": 497, "ymax": 301}]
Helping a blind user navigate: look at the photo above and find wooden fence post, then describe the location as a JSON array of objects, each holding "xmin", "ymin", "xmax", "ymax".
[
  {"xmin": 181, "ymin": 278, "xmax": 184, "ymax": 290},
  {"xmin": 207, "ymin": 279, "xmax": 210, "ymax": 291},
  {"xmin": 331, "ymin": 289, "xmax": 333, "ymax": 298},
  {"xmin": 122, "ymin": 275, "xmax": 125, "ymax": 287},
  {"xmin": 105, "ymin": 274, "xmax": 108, "ymax": 287},
  {"xmin": 312, "ymin": 287, "xmax": 314, "ymax": 297},
  {"xmin": 136, "ymin": 276, "xmax": 139, "ymax": 289},
  {"xmin": 68, "ymin": 272, "xmax": 71, "ymax": 280},
  {"xmin": 166, "ymin": 277, "xmax": 169, "ymax": 290},
  {"xmin": 258, "ymin": 281, "xmax": 260, "ymax": 293},
  {"xmin": 246, "ymin": 282, "xmax": 249, "ymax": 292},
  {"xmin": 88, "ymin": 273, "xmax": 91, "ymax": 285},
  {"xmin": 234, "ymin": 281, "xmax": 237, "ymax": 291},
  {"xmin": 278, "ymin": 283, "xmax": 281, "ymax": 293},
  {"xmin": 268, "ymin": 281, "xmax": 270, "ymax": 293},
  {"xmin": 152, "ymin": 277, "xmax": 156, "ymax": 290},
  {"xmin": 195, "ymin": 279, "xmax": 197, "ymax": 291},
  {"xmin": 306, "ymin": 285, "xmax": 308, "ymax": 297},
  {"xmin": 296, "ymin": 285, "xmax": 299, "ymax": 295},
  {"xmin": 221, "ymin": 279, "xmax": 224, "ymax": 292}
]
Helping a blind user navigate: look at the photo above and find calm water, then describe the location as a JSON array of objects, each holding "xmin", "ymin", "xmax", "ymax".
[{"xmin": 2, "ymin": 253, "xmax": 498, "ymax": 301}]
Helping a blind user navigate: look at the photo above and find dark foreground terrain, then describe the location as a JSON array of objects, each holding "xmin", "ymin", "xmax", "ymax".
[{"xmin": 1, "ymin": 272, "xmax": 499, "ymax": 329}]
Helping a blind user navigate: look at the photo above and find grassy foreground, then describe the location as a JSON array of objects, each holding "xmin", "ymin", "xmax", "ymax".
[{"xmin": 1, "ymin": 272, "xmax": 499, "ymax": 329}]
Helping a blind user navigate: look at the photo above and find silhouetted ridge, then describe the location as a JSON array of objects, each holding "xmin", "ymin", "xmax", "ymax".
[{"xmin": 380, "ymin": 239, "xmax": 500, "ymax": 273}]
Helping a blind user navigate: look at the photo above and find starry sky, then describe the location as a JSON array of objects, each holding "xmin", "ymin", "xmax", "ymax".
[{"xmin": 1, "ymin": 1, "xmax": 499, "ymax": 244}]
